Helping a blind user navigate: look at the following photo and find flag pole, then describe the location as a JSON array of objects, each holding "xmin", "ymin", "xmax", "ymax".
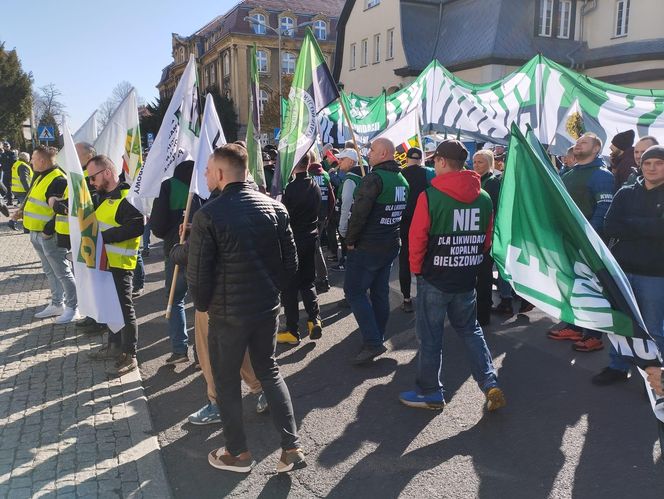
[
  {"xmin": 337, "ymin": 94, "xmax": 366, "ymax": 177},
  {"xmin": 165, "ymin": 191, "xmax": 194, "ymax": 319}
]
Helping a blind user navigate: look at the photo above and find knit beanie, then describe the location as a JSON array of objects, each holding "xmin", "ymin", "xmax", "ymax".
[
  {"xmin": 611, "ymin": 129, "xmax": 635, "ymax": 151},
  {"xmin": 640, "ymin": 145, "xmax": 664, "ymax": 165}
]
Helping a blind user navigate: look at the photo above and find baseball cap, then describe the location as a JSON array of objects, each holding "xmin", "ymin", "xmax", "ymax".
[
  {"xmin": 336, "ymin": 148, "xmax": 359, "ymax": 163},
  {"xmin": 406, "ymin": 147, "xmax": 423, "ymax": 160},
  {"xmin": 433, "ymin": 140, "xmax": 468, "ymax": 162}
]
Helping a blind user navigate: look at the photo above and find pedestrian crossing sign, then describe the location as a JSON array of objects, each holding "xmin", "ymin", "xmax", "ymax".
[{"xmin": 37, "ymin": 125, "xmax": 55, "ymax": 142}]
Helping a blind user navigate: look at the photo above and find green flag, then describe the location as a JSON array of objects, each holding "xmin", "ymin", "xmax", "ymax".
[
  {"xmin": 246, "ymin": 44, "xmax": 266, "ymax": 189},
  {"xmin": 492, "ymin": 124, "xmax": 660, "ymax": 370},
  {"xmin": 277, "ymin": 28, "xmax": 339, "ymax": 191}
]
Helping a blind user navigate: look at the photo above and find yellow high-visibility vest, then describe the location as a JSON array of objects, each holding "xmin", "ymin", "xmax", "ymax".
[
  {"xmin": 11, "ymin": 160, "xmax": 33, "ymax": 194},
  {"xmin": 95, "ymin": 188, "xmax": 140, "ymax": 270},
  {"xmin": 55, "ymin": 185, "xmax": 70, "ymax": 236},
  {"xmin": 23, "ymin": 169, "xmax": 63, "ymax": 232}
]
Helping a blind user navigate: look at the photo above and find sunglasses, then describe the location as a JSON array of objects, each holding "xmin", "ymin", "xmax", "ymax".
[{"xmin": 88, "ymin": 168, "xmax": 108, "ymax": 181}]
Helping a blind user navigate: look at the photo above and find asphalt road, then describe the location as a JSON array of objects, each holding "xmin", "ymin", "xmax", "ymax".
[{"xmin": 130, "ymin": 242, "xmax": 664, "ymax": 498}]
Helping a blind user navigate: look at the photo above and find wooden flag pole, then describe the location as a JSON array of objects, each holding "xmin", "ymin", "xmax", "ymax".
[
  {"xmin": 165, "ymin": 191, "xmax": 194, "ymax": 319},
  {"xmin": 337, "ymin": 95, "xmax": 366, "ymax": 177}
]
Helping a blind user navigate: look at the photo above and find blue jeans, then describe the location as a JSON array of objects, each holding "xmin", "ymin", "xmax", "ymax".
[
  {"xmin": 496, "ymin": 273, "xmax": 513, "ymax": 300},
  {"xmin": 30, "ymin": 231, "xmax": 77, "ymax": 309},
  {"xmin": 165, "ymin": 256, "xmax": 189, "ymax": 354},
  {"xmin": 133, "ymin": 252, "xmax": 145, "ymax": 290},
  {"xmin": 610, "ymin": 273, "xmax": 664, "ymax": 372},
  {"xmin": 343, "ymin": 247, "xmax": 399, "ymax": 347},
  {"xmin": 415, "ymin": 277, "xmax": 497, "ymax": 398}
]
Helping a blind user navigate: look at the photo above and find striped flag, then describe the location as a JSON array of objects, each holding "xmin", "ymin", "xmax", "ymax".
[{"xmin": 246, "ymin": 44, "xmax": 266, "ymax": 189}]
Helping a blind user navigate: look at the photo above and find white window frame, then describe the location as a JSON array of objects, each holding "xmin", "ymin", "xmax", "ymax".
[
  {"xmin": 256, "ymin": 50, "xmax": 268, "ymax": 73},
  {"xmin": 282, "ymin": 52, "xmax": 296, "ymax": 74},
  {"xmin": 251, "ymin": 13, "xmax": 266, "ymax": 35},
  {"xmin": 280, "ymin": 16, "xmax": 295, "ymax": 37},
  {"xmin": 557, "ymin": 0, "xmax": 572, "ymax": 39},
  {"xmin": 361, "ymin": 38, "xmax": 368, "ymax": 67},
  {"xmin": 373, "ymin": 33, "xmax": 381, "ymax": 63},
  {"xmin": 350, "ymin": 43, "xmax": 356, "ymax": 70},
  {"xmin": 314, "ymin": 20, "xmax": 327, "ymax": 40},
  {"xmin": 386, "ymin": 28, "xmax": 394, "ymax": 60},
  {"xmin": 538, "ymin": 0, "xmax": 553, "ymax": 37},
  {"xmin": 615, "ymin": 0, "xmax": 630, "ymax": 37},
  {"xmin": 259, "ymin": 89, "xmax": 269, "ymax": 115},
  {"xmin": 223, "ymin": 52, "xmax": 230, "ymax": 76},
  {"xmin": 366, "ymin": 0, "xmax": 380, "ymax": 9}
]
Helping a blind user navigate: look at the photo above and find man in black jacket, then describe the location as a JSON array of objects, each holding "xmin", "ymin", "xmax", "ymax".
[
  {"xmin": 344, "ymin": 138, "xmax": 409, "ymax": 364},
  {"xmin": 592, "ymin": 145, "xmax": 664, "ymax": 385},
  {"xmin": 1, "ymin": 142, "xmax": 17, "ymax": 204},
  {"xmin": 279, "ymin": 150, "xmax": 323, "ymax": 344},
  {"xmin": 187, "ymin": 144, "xmax": 304, "ymax": 474}
]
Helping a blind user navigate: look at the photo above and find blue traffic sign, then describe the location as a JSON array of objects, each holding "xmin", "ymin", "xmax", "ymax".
[{"xmin": 37, "ymin": 125, "xmax": 55, "ymax": 142}]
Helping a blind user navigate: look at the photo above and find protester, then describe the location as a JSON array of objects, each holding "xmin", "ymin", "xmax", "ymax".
[
  {"xmin": 492, "ymin": 146, "xmax": 505, "ymax": 174},
  {"xmin": 472, "ymin": 149, "xmax": 500, "ymax": 326},
  {"xmin": 278, "ymin": 151, "xmax": 323, "ymax": 344},
  {"xmin": 398, "ymin": 147, "xmax": 433, "ymax": 313},
  {"xmin": 558, "ymin": 146, "xmax": 575, "ymax": 176},
  {"xmin": 609, "ymin": 129, "xmax": 637, "ymax": 190},
  {"xmin": 625, "ymin": 136, "xmax": 659, "ymax": 186},
  {"xmin": 592, "ymin": 145, "xmax": 664, "ymax": 385},
  {"xmin": 344, "ymin": 138, "xmax": 409, "ymax": 364},
  {"xmin": 549, "ymin": 133, "xmax": 614, "ymax": 352},
  {"xmin": 334, "ymin": 148, "xmax": 363, "ymax": 272},
  {"xmin": 400, "ymin": 140, "xmax": 506, "ymax": 411},
  {"xmin": 7, "ymin": 152, "xmax": 32, "ymax": 230},
  {"xmin": 308, "ymin": 160, "xmax": 335, "ymax": 292},
  {"xmin": 1, "ymin": 141, "xmax": 17, "ymax": 204},
  {"xmin": 187, "ymin": 144, "xmax": 304, "ymax": 474},
  {"xmin": 14, "ymin": 146, "xmax": 79, "ymax": 324},
  {"xmin": 86, "ymin": 155, "xmax": 144, "ymax": 377},
  {"xmin": 151, "ymin": 160, "xmax": 202, "ymax": 364}
]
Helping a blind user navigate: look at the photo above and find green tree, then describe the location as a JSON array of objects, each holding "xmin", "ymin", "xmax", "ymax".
[
  {"xmin": 139, "ymin": 95, "xmax": 172, "ymax": 147},
  {"xmin": 205, "ymin": 86, "xmax": 239, "ymax": 142},
  {"xmin": 262, "ymin": 74, "xmax": 293, "ymax": 134},
  {"xmin": 0, "ymin": 42, "xmax": 33, "ymax": 147}
]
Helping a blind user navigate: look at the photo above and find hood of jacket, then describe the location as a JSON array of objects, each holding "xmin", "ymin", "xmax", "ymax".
[
  {"xmin": 372, "ymin": 159, "xmax": 400, "ymax": 173},
  {"xmin": 308, "ymin": 162, "xmax": 324, "ymax": 175},
  {"xmin": 431, "ymin": 170, "xmax": 481, "ymax": 203},
  {"xmin": 575, "ymin": 156, "xmax": 606, "ymax": 170},
  {"xmin": 173, "ymin": 160, "xmax": 194, "ymax": 184}
]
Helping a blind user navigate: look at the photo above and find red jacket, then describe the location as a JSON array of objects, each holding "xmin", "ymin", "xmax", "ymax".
[{"xmin": 409, "ymin": 170, "xmax": 493, "ymax": 274}]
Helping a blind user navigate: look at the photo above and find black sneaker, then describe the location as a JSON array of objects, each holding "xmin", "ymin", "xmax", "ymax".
[
  {"xmin": 0, "ymin": 202, "xmax": 9, "ymax": 218},
  {"xmin": 315, "ymin": 280, "xmax": 331, "ymax": 293},
  {"xmin": 401, "ymin": 299, "xmax": 414, "ymax": 313},
  {"xmin": 8, "ymin": 219, "xmax": 19, "ymax": 231},
  {"xmin": 492, "ymin": 299, "xmax": 513, "ymax": 315},
  {"xmin": 330, "ymin": 263, "xmax": 345, "ymax": 272},
  {"xmin": 132, "ymin": 287, "xmax": 144, "ymax": 298},
  {"xmin": 165, "ymin": 352, "xmax": 189, "ymax": 365},
  {"xmin": 591, "ymin": 367, "xmax": 629, "ymax": 386},
  {"xmin": 351, "ymin": 345, "xmax": 388, "ymax": 365}
]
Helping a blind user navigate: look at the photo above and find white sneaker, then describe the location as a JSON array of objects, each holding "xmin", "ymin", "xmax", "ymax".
[
  {"xmin": 35, "ymin": 304, "xmax": 65, "ymax": 319},
  {"xmin": 54, "ymin": 307, "xmax": 81, "ymax": 324}
]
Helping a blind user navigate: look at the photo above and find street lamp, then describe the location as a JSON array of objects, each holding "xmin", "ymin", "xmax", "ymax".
[{"xmin": 243, "ymin": 16, "xmax": 315, "ymax": 127}]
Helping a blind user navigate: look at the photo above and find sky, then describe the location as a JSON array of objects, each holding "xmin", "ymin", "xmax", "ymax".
[{"xmin": 2, "ymin": 0, "xmax": 238, "ymax": 131}]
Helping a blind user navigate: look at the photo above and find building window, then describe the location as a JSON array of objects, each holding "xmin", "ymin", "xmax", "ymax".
[
  {"xmin": 373, "ymin": 34, "xmax": 380, "ymax": 63},
  {"xmin": 256, "ymin": 50, "xmax": 268, "ymax": 73},
  {"xmin": 282, "ymin": 52, "xmax": 296, "ymax": 74},
  {"xmin": 250, "ymin": 13, "xmax": 266, "ymax": 35},
  {"xmin": 350, "ymin": 43, "xmax": 356, "ymax": 70},
  {"xmin": 557, "ymin": 0, "xmax": 572, "ymax": 38},
  {"xmin": 314, "ymin": 20, "xmax": 327, "ymax": 40},
  {"xmin": 615, "ymin": 0, "xmax": 630, "ymax": 37},
  {"xmin": 538, "ymin": 0, "xmax": 553, "ymax": 37},
  {"xmin": 280, "ymin": 16, "xmax": 294, "ymax": 37},
  {"xmin": 361, "ymin": 38, "xmax": 368, "ymax": 66},
  {"xmin": 365, "ymin": 0, "xmax": 380, "ymax": 9},
  {"xmin": 177, "ymin": 47, "xmax": 185, "ymax": 63},
  {"xmin": 223, "ymin": 52, "xmax": 230, "ymax": 76},
  {"xmin": 386, "ymin": 28, "xmax": 394, "ymax": 59},
  {"xmin": 209, "ymin": 64, "xmax": 216, "ymax": 84},
  {"xmin": 259, "ymin": 89, "xmax": 269, "ymax": 115}
]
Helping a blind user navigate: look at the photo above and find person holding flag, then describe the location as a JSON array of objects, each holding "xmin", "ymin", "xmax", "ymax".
[{"xmin": 86, "ymin": 155, "xmax": 144, "ymax": 377}]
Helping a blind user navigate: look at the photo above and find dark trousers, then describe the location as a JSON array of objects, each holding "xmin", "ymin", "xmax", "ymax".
[
  {"xmin": 398, "ymin": 230, "xmax": 411, "ymax": 299},
  {"xmin": 109, "ymin": 269, "xmax": 138, "ymax": 354},
  {"xmin": 1, "ymin": 167, "xmax": 12, "ymax": 204},
  {"xmin": 327, "ymin": 210, "xmax": 339, "ymax": 256},
  {"xmin": 208, "ymin": 314, "xmax": 300, "ymax": 455},
  {"xmin": 476, "ymin": 254, "xmax": 494, "ymax": 324},
  {"xmin": 283, "ymin": 237, "xmax": 320, "ymax": 336}
]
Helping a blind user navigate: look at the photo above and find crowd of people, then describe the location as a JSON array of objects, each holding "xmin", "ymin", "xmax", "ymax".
[{"xmin": 2, "ymin": 125, "xmax": 663, "ymax": 474}]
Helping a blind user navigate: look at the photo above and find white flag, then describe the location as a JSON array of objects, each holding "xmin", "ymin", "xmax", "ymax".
[
  {"xmin": 73, "ymin": 110, "xmax": 98, "ymax": 144},
  {"xmin": 374, "ymin": 108, "xmax": 422, "ymax": 167},
  {"xmin": 550, "ymin": 99, "xmax": 586, "ymax": 155},
  {"xmin": 94, "ymin": 89, "xmax": 143, "ymax": 183},
  {"xmin": 191, "ymin": 94, "xmax": 226, "ymax": 199},
  {"xmin": 60, "ymin": 122, "xmax": 124, "ymax": 333},
  {"xmin": 129, "ymin": 54, "xmax": 199, "ymax": 208}
]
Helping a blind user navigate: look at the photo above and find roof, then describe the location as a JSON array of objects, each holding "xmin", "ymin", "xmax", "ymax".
[{"xmin": 241, "ymin": 0, "xmax": 345, "ymax": 17}]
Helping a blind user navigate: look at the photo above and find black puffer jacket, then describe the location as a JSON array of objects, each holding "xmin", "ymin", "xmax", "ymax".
[{"xmin": 187, "ymin": 182, "xmax": 298, "ymax": 323}]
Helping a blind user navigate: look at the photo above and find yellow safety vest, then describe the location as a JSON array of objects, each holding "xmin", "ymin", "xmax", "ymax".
[
  {"xmin": 11, "ymin": 160, "xmax": 33, "ymax": 194},
  {"xmin": 23, "ymin": 169, "xmax": 63, "ymax": 232},
  {"xmin": 95, "ymin": 188, "xmax": 140, "ymax": 270},
  {"xmin": 55, "ymin": 185, "xmax": 70, "ymax": 236}
]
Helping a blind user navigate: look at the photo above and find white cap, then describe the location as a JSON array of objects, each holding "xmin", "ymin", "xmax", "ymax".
[{"xmin": 336, "ymin": 148, "xmax": 359, "ymax": 163}]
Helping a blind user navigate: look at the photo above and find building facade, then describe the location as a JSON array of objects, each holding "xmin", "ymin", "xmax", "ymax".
[
  {"xmin": 157, "ymin": 0, "xmax": 344, "ymax": 134},
  {"xmin": 334, "ymin": 0, "xmax": 664, "ymax": 96}
]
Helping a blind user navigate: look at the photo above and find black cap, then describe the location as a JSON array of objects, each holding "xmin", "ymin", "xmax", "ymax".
[
  {"xmin": 641, "ymin": 145, "xmax": 664, "ymax": 164},
  {"xmin": 406, "ymin": 147, "xmax": 423, "ymax": 160},
  {"xmin": 434, "ymin": 140, "xmax": 468, "ymax": 162},
  {"xmin": 611, "ymin": 129, "xmax": 635, "ymax": 151}
]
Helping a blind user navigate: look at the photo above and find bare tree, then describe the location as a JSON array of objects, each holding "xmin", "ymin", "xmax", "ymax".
[
  {"xmin": 33, "ymin": 83, "xmax": 67, "ymax": 128},
  {"xmin": 97, "ymin": 81, "xmax": 144, "ymax": 129}
]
